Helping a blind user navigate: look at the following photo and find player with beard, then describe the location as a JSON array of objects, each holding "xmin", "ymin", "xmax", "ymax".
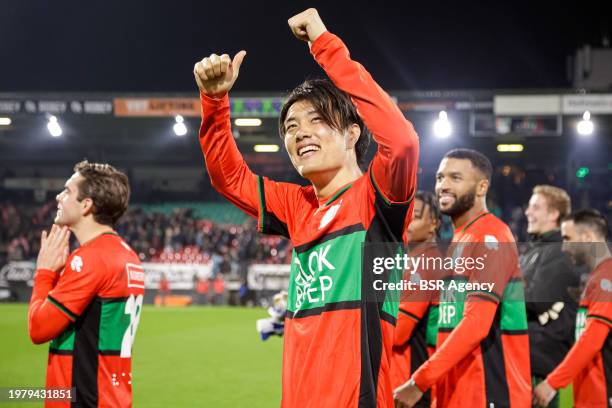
[
  {"xmin": 395, "ymin": 148, "xmax": 531, "ymax": 407},
  {"xmin": 389, "ymin": 191, "xmax": 443, "ymax": 407},
  {"xmin": 534, "ymin": 209, "xmax": 611, "ymax": 408}
]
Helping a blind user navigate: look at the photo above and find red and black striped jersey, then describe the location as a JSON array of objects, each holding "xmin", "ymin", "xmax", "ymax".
[
  {"xmin": 199, "ymin": 32, "xmax": 419, "ymax": 408},
  {"xmin": 412, "ymin": 212, "xmax": 532, "ymax": 408},
  {"xmin": 31, "ymin": 233, "xmax": 144, "ymax": 408},
  {"xmin": 547, "ymin": 257, "xmax": 612, "ymax": 408},
  {"xmin": 390, "ymin": 245, "xmax": 442, "ymax": 407}
]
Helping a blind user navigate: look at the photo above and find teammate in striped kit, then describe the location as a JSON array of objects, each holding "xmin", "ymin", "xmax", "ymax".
[
  {"xmin": 395, "ymin": 149, "xmax": 531, "ymax": 408},
  {"xmin": 194, "ymin": 8, "xmax": 419, "ymax": 407},
  {"xmin": 28, "ymin": 161, "xmax": 144, "ymax": 408},
  {"xmin": 534, "ymin": 209, "xmax": 612, "ymax": 408},
  {"xmin": 389, "ymin": 191, "xmax": 443, "ymax": 407}
]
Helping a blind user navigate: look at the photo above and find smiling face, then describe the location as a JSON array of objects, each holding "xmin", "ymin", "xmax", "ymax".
[
  {"xmin": 525, "ymin": 193, "xmax": 559, "ymax": 235},
  {"xmin": 55, "ymin": 172, "xmax": 90, "ymax": 227},
  {"xmin": 282, "ymin": 100, "xmax": 359, "ymax": 180},
  {"xmin": 435, "ymin": 157, "xmax": 486, "ymax": 217}
]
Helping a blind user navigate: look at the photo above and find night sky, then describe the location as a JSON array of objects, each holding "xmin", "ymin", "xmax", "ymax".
[{"xmin": 1, "ymin": 0, "xmax": 610, "ymax": 93}]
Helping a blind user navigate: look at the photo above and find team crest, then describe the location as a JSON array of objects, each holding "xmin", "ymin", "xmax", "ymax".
[
  {"xmin": 70, "ymin": 256, "xmax": 83, "ymax": 272},
  {"xmin": 319, "ymin": 200, "xmax": 342, "ymax": 230}
]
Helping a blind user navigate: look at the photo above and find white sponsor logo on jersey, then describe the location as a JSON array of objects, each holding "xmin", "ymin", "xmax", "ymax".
[{"xmin": 126, "ymin": 263, "xmax": 145, "ymax": 289}]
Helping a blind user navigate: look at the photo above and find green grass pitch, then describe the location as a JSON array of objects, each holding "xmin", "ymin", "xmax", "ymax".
[{"xmin": 1, "ymin": 304, "xmax": 573, "ymax": 407}]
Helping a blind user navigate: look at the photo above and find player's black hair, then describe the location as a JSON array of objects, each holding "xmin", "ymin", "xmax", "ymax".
[
  {"xmin": 415, "ymin": 190, "xmax": 442, "ymax": 234},
  {"xmin": 443, "ymin": 148, "xmax": 493, "ymax": 182},
  {"xmin": 562, "ymin": 209, "xmax": 610, "ymax": 239},
  {"xmin": 279, "ymin": 78, "xmax": 371, "ymax": 166}
]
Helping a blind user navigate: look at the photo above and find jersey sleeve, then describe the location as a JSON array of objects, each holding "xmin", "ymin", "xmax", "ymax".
[
  {"xmin": 466, "ymin": 234, "xmax": 519, "ymax": 303},
  {"xmin": 411, "ymin": 300, "xmax": 499, "ymax": 391},
  {"xmin": 585, "ymin": 263, "xmax": 612, "ymax": 326},
  {"xmin": 46, "ymin": 250, "xmax": 109, "ymax": 320},
  {"xmin": 199, "ymin": 92, "xmax": 297, "ymax": 238},
  {"xmin": 310, "ymin": 32, "xmax": 419, "ymax": 206},
  {"xmin": 546, "ymin": 318, "xmax": 610, "ymax": 389},
  {"xmin": 395, "ymin": 248, "xmax": 440, "ymax": 345},
  {"xmin": 256, "ymin": 177, "xmax": 298, "ymax": 238},
  {"xmin": 395, "ymin": 301, "xmax": 430, "ymax": 346},
  {"xmin": 28, "ymin": 268, "xmax": 72, "ymax": 344}
]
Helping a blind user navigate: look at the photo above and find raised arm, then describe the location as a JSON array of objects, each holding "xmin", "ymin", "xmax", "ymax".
[
  {"xmin": 194, "ymin": 52, "xmax": 296, "ymax": 237},
  {"xmin": 194, "ymin": 51, "xmax": 260, "ymax": 217},
  {"xmin": 288, "ymin": 9, "xmax": 419, "ymax": 203}
]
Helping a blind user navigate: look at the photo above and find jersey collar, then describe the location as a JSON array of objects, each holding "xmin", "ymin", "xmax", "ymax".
[
  {"xmin": 321, "ymin": 183, "xmax": 353, "ymax": 207},
  {"xmin": 455, "ymin": 211, "xmax": 490, "ymax": 234}
]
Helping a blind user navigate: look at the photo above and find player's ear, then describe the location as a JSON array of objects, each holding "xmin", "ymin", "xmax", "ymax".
[
  {"xmin": 582, "ymin": 229, "xmax": 597, "ymax": 243},
  {"xmin": 548, "ymin": 209, "xmax": 560, "ymax": 225},
  {"xmin": 346, "ymin": 123, "xmax": 361, "ymax": 149},
  {"xmin": 81, "ymin": 197, "xmax": 95, "ymax": 216},
  {"xmin": 477, "ymin": 178, "xmax": 489, "ymax": 197}
]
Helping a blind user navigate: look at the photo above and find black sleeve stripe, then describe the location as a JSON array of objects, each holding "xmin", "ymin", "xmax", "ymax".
[
  {"xmin": 467, "ymin": 291, "xmax": 501, "ymax": 304},
  {"xmin": 380, "ymin": 310, "xmax": 397, "ymax": 326},
  {"xmin": 256, "ymin": 175, "xmax": 290, "ymax": 238},
  {"xmin": 47, "ymin": 295, "xmax": 79, "ymax": 321},
  {"xmin": 399, "ymin": 308, "xmax": 421, "ymax": 322},
  {"xmin": 368, "ymin": 166, "xmax": 415, "ymax": 207},
  {"xmin": 587, "ymin": 314, "xmax": 612, "ymax": 326},
  {"xmin": 256, "ymin": 176, "xmax": 266, "ymax": 233}
]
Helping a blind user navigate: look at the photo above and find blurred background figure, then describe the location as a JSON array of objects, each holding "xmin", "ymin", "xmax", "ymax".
[
  {"xmin": 521, "ymin": 185, "xmax": 579, "ymax": 408},
  {"xmin": 534, "ymin": 209, "xmax": 612, "ymax": 408},
  {"xmin": 194, "ymin": 273, "xmax": 210, "ymax": 305},
  {"xmin": 158, "ymin": 272, "xmax": 170, "ymax": 306},
  {"xmin": 390, "ymin": 190, "xmax": 443, "ymax": 408}
]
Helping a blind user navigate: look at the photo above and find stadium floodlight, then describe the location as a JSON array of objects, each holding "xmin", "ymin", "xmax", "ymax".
[
  {"xmin": 173, "ymin": 115, "xmax": 187, "ymax": 136},
  {"xmin": 576, "ymin": 111, "xmax": 594, "ymax": 136},
  {"xmin": 433, "ymin": 111, "xmax": 452, "ymax": 138},
  {"xmin": 497, "ymin": 144, "xmax": 524, "ymax": 152},
  {"xmin": 234, "ymin": 118, "xmax": 262, "ymax": 127},
  {"xmin": 254, "ymin": 144, "xmax": 280, "ymax": 153},
  {"xmin": 0, "ymin": 117, "xmax": 11, "ymax": 125},
  {"xmin": 47, "ymin": 116, "xmax": 62, "ymax": 137}
]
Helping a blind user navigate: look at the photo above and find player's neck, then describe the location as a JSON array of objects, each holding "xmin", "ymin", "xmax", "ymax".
[
  {"xmin": 310, "ymin": 163, "xmax": 362, "ymax": 201},
  {"xmin": 71, "ymin": 218, "xmax": 115, "ymax": 246},
  {"xmin": 588, "ymin": 245, "xmax": 612, "ymax": 271},
  {"xmin": 452, "ymin": 200, "xmax": 488, "ymax": 231}
]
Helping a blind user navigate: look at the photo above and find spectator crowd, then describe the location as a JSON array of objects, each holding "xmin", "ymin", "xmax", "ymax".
[{"xmin": 0, "ymin": 203, "xmax": 292, "ymax": 277}]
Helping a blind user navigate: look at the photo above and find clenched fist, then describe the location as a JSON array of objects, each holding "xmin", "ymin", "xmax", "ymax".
[
  {"xmin": 288, "ymin": 8, "xmax": 327, "ymax": 44},
  {"xmin": 194, "ymin": 51, "xmax": 246, "ymax": 98}
]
